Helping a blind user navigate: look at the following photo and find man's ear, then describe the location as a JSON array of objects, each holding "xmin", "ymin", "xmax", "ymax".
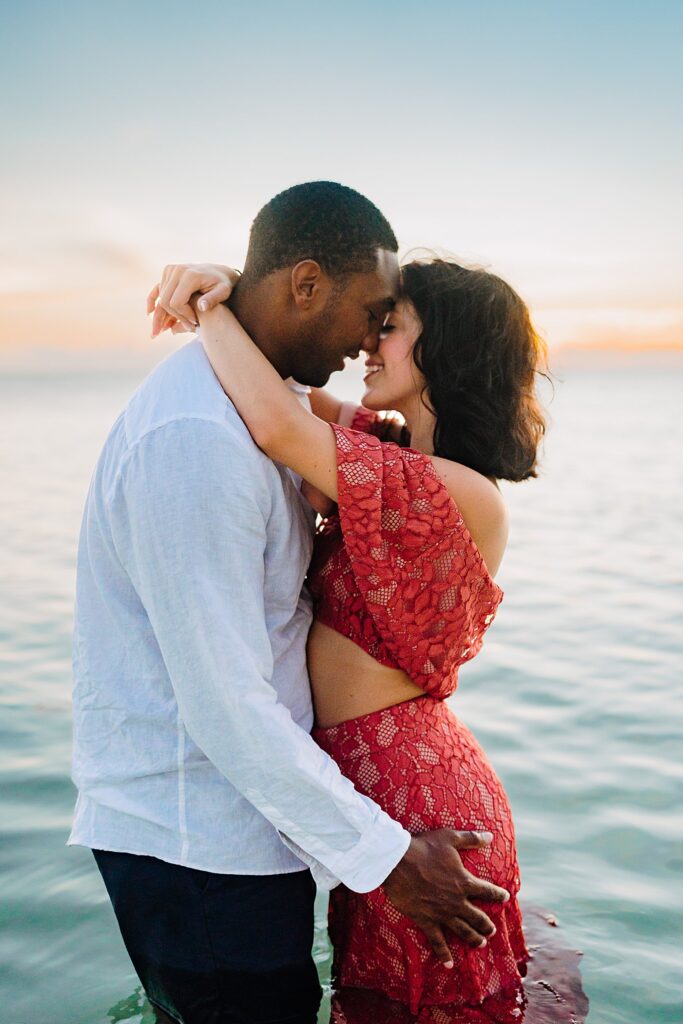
[{"xmin": 290, "ymin": 260, "xmax": 331, "ymax": 309}]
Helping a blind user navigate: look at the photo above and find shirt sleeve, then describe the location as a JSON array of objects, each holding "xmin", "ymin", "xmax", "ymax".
[{"xmin": 110, "ymin": 416, "xmax": 410, "ymax": 892}]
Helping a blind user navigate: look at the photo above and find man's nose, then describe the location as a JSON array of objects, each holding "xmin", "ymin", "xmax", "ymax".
[{"xmin": 361, "ymin": 333, "xmax": 379, "ymax": 354}]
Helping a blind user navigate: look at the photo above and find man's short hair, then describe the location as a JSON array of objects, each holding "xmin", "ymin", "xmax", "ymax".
[{"xmin": 243, "ymin": 181, "xmax": 398, "ymax": 282}]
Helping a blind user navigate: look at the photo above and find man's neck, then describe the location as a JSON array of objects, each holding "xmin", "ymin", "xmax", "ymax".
[{"xmin": 229, "ymin": 281, "xmax": 291, "ymax": 379}]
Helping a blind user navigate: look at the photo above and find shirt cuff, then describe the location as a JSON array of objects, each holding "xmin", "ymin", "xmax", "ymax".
[{"xmin": 279, "ymin": 815, "xmax": 411, "ymax": 894}]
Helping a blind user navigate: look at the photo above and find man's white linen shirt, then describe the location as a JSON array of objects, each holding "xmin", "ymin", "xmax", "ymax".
[{"xmin": 68, "ymin": 340, "xmax": 410, "ymax": 892}]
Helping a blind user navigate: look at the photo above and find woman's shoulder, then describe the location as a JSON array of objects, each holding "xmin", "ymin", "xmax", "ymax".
[{"xmin": 429, "ymin": 456, "xmax": 509, "ymax": 577}]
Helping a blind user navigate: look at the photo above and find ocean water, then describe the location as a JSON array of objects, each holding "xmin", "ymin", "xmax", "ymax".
[{"xmin": 1, "ymin": 356, "xmax": 682, "ymax": 1023}]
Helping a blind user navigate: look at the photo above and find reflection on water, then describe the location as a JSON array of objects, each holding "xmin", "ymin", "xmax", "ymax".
[
  {"xmin": 107, "ymin": 908, "xmax": 589, "ymax": 1024},
  {"xmin": 1, "ymin": 358, "xmax": 682, "ymax": 1023},
  {"xmin": 106, "ymin": 987, "xmax": 156, "ymax": 1024}
]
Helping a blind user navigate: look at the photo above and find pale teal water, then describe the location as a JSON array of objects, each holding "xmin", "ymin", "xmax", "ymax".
[{"xmin": 1, "ymin": 359, "xmax": 682, "ymax": 1023}]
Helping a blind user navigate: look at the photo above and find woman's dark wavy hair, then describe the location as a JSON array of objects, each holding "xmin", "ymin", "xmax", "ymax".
[{"xmin": 402, "ymin": 258, "xmax": 549, "ymax": 482}]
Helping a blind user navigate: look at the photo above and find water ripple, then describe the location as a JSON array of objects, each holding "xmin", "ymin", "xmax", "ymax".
[{"xmin": 1, "ymin": 368, "xmax": 682, "ymax": 1022}]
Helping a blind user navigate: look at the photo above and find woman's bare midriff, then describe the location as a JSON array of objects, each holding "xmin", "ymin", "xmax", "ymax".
[{"xmin": 307, "ymin": 620, "xmax": 424, "ymax": 728}]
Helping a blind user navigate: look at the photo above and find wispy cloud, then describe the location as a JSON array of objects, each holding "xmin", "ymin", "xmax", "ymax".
[{"xmin": 2, "ymin": 1, "xmax": 681, "ymax": 359}]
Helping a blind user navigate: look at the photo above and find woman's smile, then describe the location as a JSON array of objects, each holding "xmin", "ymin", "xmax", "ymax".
[{"xmin": 363, "ymin": 362, "xmax": 383, "ymax": 383}]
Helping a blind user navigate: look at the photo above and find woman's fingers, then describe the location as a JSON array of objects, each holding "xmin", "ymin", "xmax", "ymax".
[
  {"xmin": 146, "ymin": 284, "xmax": 160, "ymax": 315},
  {"xmin": 157, "ymin": 270, "xmax": 197, "ymax": 330},
  {"xmin": 148, "ymin": 264, "xmax": 241, "ymax": 335},
  {"xmin": 168, "ymin": 280, "xmax": 200, "ymax": 330},
  {"xmin": 152, "ymin": 305, "xmax": 172, "ymax": 338},
  {"xmin": 421, "ymin": 924, "xmax": 454, "ymax": 967},
  {"xmin": 152, "ymin": 307, "xmax": 183, "ymax": 338},
  {"xmin": 156, "ymin": 268, "xmax": 189, "ymax": 319},
  {"xmin": 150, "ymin": 267, "xmax": 186, "ymax": 336},
  {"xmin": 195, "ymin": 280, "xmax": 235, "ymax": 312}
]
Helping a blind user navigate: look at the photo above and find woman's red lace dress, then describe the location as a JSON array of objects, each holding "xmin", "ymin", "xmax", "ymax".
[{"xmin": 307, "ymin": 409, "xmax": 529, "ymax": 1023}]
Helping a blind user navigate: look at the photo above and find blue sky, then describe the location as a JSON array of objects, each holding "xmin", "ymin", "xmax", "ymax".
[{"xmin": 1, "ymin": 0, "xmax": 681, "ymax": 353}]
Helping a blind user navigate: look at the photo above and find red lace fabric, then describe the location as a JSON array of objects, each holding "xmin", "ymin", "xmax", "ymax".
[
  {"xmin": 308, "ymin": 420, "xmax": 504, "ymax": 696},
  {"xmin": 307, "ymin": 410, "xmax": 528, "ymax": 1021},
  {"xmin": 314, "ymin": 698, "xmax": 527, "ymax": 1022}
]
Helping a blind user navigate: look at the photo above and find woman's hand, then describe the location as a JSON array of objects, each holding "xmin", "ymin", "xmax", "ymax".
[{"xmin": 146, "ymin": 264, "xmax": 241, "ymax": 337}]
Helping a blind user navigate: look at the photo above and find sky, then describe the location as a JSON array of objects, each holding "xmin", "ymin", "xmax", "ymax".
[{"xmin": 1, "ymin": 0, "xmax": 681, "ymax": 364}]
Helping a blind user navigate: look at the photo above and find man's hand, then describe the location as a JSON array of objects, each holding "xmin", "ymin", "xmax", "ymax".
[
  {"xmin": 147, "ymin": 264, "xmax": 240, "ymax": 338},
  {"xmin": 382, "ymin": 829, "xmax": 510, "ymax": 967}
]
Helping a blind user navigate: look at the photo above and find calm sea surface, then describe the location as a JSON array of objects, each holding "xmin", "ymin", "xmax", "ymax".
[{"xmin": 1, "ymin": 357, "xmax": 682, "ymax": 1023}]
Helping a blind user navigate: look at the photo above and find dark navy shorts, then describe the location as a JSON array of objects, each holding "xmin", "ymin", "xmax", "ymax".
[{"xmin": 93, "ymin": 850, "xmax": 322, "ymax": 1024}]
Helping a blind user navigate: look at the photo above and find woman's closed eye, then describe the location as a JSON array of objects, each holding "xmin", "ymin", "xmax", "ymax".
[{"xmin": 379, "ymin": 323, "xmax": 395, "ymax": 338}]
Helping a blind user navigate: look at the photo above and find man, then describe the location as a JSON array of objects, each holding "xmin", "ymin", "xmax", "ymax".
[{"xmin": 70, "ymin": 182, "xmax": 508, "ymax": 1024}]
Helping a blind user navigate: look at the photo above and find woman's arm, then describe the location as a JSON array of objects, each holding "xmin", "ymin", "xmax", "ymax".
[
  {"xmin": 310, "ymin": 389, "xmax": 408, "ymax": 444},
  {"xmin": 308, "ymin": 388, "xmax": 343, "ymax": 424},
  {"xmin": 199, "ymin": 305, "xmax": 340, "ymax": 502},
  {"xmin": 309, "ymin": 389, "xmax": 383, "ymax": 432}
]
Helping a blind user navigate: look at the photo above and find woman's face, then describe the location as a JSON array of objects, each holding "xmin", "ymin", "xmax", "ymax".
[{"xmin": 361, "ymin": 298, "xmax": 425, "ymax": 412}]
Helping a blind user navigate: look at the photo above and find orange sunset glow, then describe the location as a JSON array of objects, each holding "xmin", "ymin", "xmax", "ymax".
[{"xmin": 1, "ymin": 3, "xmax": 681, "ymax": 366}]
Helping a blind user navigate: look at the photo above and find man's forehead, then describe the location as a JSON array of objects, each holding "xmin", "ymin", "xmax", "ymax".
[
  {"xmin": 376, "ymin": 247, "xmax": 400, "ymax": 284},
  {"xmin": 366, "ymin": 248, "xmax": 400, "ymax": 304}
]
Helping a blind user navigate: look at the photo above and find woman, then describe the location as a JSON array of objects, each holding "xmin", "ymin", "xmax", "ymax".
[{"xmin": 151, "ymin": 257, "xmax": 545, "ymax": 1023}]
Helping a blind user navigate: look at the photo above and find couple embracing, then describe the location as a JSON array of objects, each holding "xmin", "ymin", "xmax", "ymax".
[{"xmin": 69, "ymin": 182, "xmax": 547, "ymax": 1023}]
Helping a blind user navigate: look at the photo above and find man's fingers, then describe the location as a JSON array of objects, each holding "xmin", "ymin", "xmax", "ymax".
[
  {"xmin": 458, "ymin": 901, "xmax": 497, "ymax": 937},
  {"xmin": 196, "ymin": 281, "xmax": 234, "ymax": 312},
  {"xmin": 146, "ymin": 284, "xmax": 160, "ymax": 315},
  {"xmin": 447, "ymin": 917, "xmax": 490, "ymax": 949},
  {"xmin": 468, "ymin": 878, "xmax": 510, "ymax": 904},
  {"xmin": 421, "ymin": 924, "xmax": 454, "ymax": 968},
  {"xmin": 451, "ymin": 830, "xmax": 494, "ymax": 850}
]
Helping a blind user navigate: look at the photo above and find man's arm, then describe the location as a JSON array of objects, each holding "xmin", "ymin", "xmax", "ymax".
[
  {"xmin": 111, "ymin": 416, "xmax": 409, "ymax": 893},
  {"xmin": 112, "ymin": 417, "xmax": 510, "ymax": 961}
]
